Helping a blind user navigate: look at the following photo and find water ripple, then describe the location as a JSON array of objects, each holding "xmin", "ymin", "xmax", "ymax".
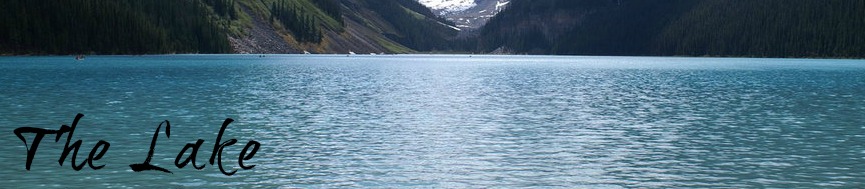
[{"xmin": 1, "ymin": 55, "xmax": 865, "ymax": 188}]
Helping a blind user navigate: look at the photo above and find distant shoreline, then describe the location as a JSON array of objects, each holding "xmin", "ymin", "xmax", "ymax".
[{"xmin": 1, "ymin": 53, "xmax": 862, "ymax": 60}]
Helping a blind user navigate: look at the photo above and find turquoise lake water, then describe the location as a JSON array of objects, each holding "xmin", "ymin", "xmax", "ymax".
[{"xmin": 1, "ymin": 55, "xmax": 864, "ymax": 188}]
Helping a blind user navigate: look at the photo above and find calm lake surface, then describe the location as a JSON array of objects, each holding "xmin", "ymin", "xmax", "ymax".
[{"xmin": 1, "ymin": 55, "xmax": 864, "ymax": 188}]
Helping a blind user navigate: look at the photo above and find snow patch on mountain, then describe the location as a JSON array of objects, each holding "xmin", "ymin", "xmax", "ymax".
[
  {"xmin": 417, "ymin": 0, "xmax": 510, "ymax": 30},
  {"xmin": 495, "ymin": 1, "xmax": 509, "ymax": 11},
  {"xmin": 416, "ymin": 0, "xmax": 476, "ymax": 14}
]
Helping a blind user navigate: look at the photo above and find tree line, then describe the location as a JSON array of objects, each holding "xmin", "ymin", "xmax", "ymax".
[
  {"xmin": 0, "ymin": 0, "xmax": 232, "ymax": 55},
  {"xmin": 475, "ymin": 0, "xmax": 865, "ymax": 58},
  {"xmin": 270, "ymin": 0, "xmax": 323, "ymax": 43},
  {"xmin": 4, "ymin": 0, "xmax": 861, "ymax": 57},
  {"xmin": 358, "ymin": 0, "xmax": 458, "ymax": 51}
]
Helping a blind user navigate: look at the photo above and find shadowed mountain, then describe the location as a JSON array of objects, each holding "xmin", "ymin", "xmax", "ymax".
[
  {"xmin": 0, "ymin": 0, "xmax": 459, "ymax": 55},
  {"xmin": 477, "ymin": 0, "xmax": 865, "ymax": 58}
]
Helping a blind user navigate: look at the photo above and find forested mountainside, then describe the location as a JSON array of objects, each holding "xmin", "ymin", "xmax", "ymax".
[
  {"xmin": 2, "ymin": 0, "xmax": 864, "ymax": 58},
  {"xmin": 0, "ymin": 0, "xmax": 458, "ymax": 55},
  {"xmin": 478, "ymin": 0, "xmax": 865, "ymax": 58},
  {"xmin": 246, "ymin": 0, "xmax": 458, "ymax": 53},
  {"xmin": 0, "ymin": 0, "xmax": 233, "ymax": 54}
]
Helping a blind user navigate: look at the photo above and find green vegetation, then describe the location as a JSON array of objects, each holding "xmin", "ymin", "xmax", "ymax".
[
  {"xmin": 655, "ymin": 0, "xmax": 865, "ymax": 58},
  {"xmin": 311, "ymin": 0, "xmax": 343, "ymax": 25},
  {"xmin": 0, "ymin": 0, "xmax": 460, "ymax": 55},
  {"xmin": 270, "ymin": 0, "xmax": 324, "ymax": 43},
  {"xmin": 6, "ymin": 0, "xmax": 858, "ymax": 57},
  {"xmin": 203, "ymin": 0, "xmax": 238, "ymax": 19},
  {"xmin": 478, "ymin": 0, "xmax": 865, "ymax": 58},
  {"xmin": 394, "ymin": 0, "xmax": 454, "ymax": 26},
  {"xmin": 358, "ymin": 0, "xmax": 457, "ymax": 51},
  {"xmin": 0, "ymin": 0, "xmax": 232, "ymax": 54},
  {"xmin": 374, "ymin": 37, "xmax": 414, "ymax": 54}
]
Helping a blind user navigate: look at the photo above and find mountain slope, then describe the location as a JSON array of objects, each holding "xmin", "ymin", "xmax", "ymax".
[
  {"xmin": 478, "ymin": 0, "xmax": 626, "ymax": 54},
  {"xmin": 478, "ymin": 0, "xmax": 865, "ymax": 58},
  {"xmin": 653, "ymin": 0, "xmax": 865, "ymax": 57},
  {"xmin": 0, "ymin": 0, "xmax": 232, "ymax": 54},
  {"xmin": 420, "ymin": 0, "xmax": 509, "ymax": 30},
  {"xmin": 0, "ymin": 0, "xmax": 459, "ymax": 55},
  {"xmin": 215, "ymin": 0, "xmax": 460, "ymax": 54}
]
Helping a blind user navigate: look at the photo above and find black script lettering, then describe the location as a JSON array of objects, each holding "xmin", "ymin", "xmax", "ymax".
[
  {"xmin": 13, "ymin": 114, "xmax": 261, "ymax": 176},
  {"xmin": 209, "ymin": 118, "xmax": 232, "ymax": 165},
  {"xmin": 13, "ymin": 113, "xmax": 111, "ymax": 171},
  {"xmin": 238, "ymin": 141, "xmax": 260, "ymax": 170},
  {"xmin": 175, "ymin": 139, "xmax": 206, "ymax": 169},
  {"xmin": 88, "ymin": 140, "xmax": 110, "ymax": 169},
  {"xmin": 206, "ymin": 118, "xmax": 262, "ymax": 176},
  {"xmin": 129, "ymin": 120, "xmax": 172, "ymax": 173},
  {"xmin": 210, "ymin": 118, "xmax": 237, "ymax": 175},
  {"xmin": 216, "ymin": 138, "xmax": 238, "ymax": 175},
  {"xmin": 56, "ymin": 113, "xmax": 87, "ymax": 170},
  {"xmin": 14, "ymin": 127, "xmax": 61, "ymax": 170}
]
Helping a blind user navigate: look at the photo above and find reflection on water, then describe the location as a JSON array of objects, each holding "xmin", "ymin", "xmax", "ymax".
[{"xmin": 1, "ymin": 55, "xmax": 865, "ymax": 188}]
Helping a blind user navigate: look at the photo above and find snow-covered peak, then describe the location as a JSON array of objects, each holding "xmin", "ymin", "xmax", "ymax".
[
  {"xmin": 417, "ymin": 0, "xmax": 510, "ymax": 29},
  {"xmin": 417, "ymin": 0, "xmax": 477, "ymax": 14}
]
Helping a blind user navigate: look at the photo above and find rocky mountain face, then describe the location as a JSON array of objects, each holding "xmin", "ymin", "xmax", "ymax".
[
  {"xmin": 8, "ymin": 0, "xmax": 861, "ymax": 57},
  {"xmin": 418, "ymin": 0, "xmax": 510, "ymax": 30},
  {"xmin": 231, "ymin": 0, "xmax": 459, "ymax": 54},
  {"xmin": 0, "ymin": 0, "xmax": 461, "ymax": 55}
]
